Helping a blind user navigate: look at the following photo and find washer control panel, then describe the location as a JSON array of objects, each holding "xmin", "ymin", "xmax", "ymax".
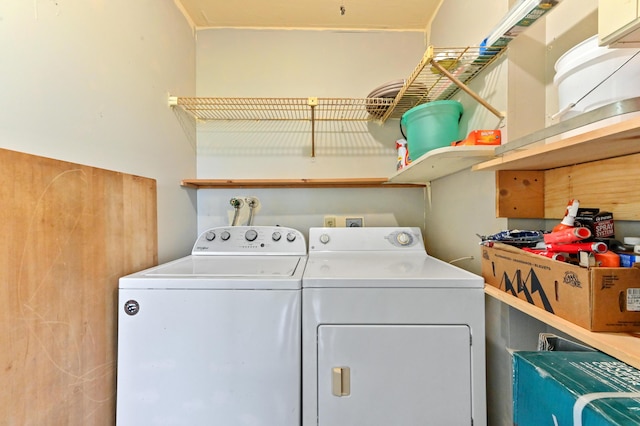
[
  {"xmin": 309, "ymin": 227, "xmax": 425, "ymax": 252},
  {"xmin": 192, "ymin": 226, "xmax": 306, "ymax": 255}
]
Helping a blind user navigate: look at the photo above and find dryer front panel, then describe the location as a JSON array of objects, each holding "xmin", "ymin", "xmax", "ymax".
[{"xmin": 317, "ymin": 324, "xmax": 472, "ymax": 426}]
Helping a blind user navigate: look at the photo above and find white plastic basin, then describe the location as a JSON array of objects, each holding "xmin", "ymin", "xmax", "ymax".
[{"xmin": 554, "ymin": 35, "xmax": 640, "ymax": 120}]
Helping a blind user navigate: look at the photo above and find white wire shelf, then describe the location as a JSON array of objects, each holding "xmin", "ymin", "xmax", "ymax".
[
  {"xmin": 168, "ymin": 96, "xmax": 396, "ymax": 122},
  {"xmin": 380, "ymin": 45, "xmax": 506, "ymax": 121},
  {"xmin": 168, "ymin": 45, "xmax": 506, "ymax": 157},
  {"xmin": 169, "ymin": 45, "xmax": 506, "ymax": 125}
]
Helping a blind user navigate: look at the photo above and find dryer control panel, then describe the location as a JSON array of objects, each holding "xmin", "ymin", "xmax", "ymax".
[
  {"xmin": 309, "ymin": 227, "xmax": 425, "ymax": 252},
  {"xmin": 192, "ymin": 226, "xmax": 307, "ymax": 255}
]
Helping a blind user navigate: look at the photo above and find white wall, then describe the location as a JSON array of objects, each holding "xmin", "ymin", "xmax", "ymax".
[
  {"xmin": 425, "ymin": 0, "xmax": 509, "ymax": 269},
  {"xmin": 193, "ymin": 29, "xmax": 427, "ymax": 234},
  {"xmin": 430, "ymin": 2, "xmax": 517, "ymax": 425},
  {"xmin": 196, "ymin": 186, "xmax": 425, "ymax": 243},
  {"xmin": 431, "ymin": 1, "xmax": 608, "ymax": 425},
  {"xmin": 0, "ymin": 0, "xmax": 197, "ymax": 263}
]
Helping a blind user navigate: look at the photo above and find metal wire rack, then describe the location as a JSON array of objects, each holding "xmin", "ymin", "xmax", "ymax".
[
  {"xmin": 379, "ymin": 45, "xmax": 506, "ymax": 121},
  {"xmin": 169, "ymin": 46, "xmax": 505, "ymax": 123},
  {"xmin": 168, "ymin": 97, "xmax": 396, "ymax": 121},
  {"xmin": 168, "ymin": 44, "xmax": 506, "ymax": 156}
]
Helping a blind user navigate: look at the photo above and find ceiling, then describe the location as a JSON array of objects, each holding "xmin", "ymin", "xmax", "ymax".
[{"xmin": 176, "ymin": 0, "xmax": 442, "ymax": 30}]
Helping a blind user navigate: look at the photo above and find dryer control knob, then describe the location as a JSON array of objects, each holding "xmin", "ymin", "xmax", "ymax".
[
  {"xmin": 396, "ymin": 232, "xmax": 413, "ymax": 246},
  {"xmin": 272, "ymin": 231, "xmax": 282, "ymax": 241},
  {"xmin": 245, "ymin": 229, "xmax": 258, "ymax": 241},
  {"xmin": 220, "ymin": 231, "xmax": 231, "ymax": 241},
  {"xmin": 205, "ymin": 231, "xmax": 216, "ymax": 241},
  {"xmin": 319, "ymin": 234, "xmax": 330, "ymax": 244},
  {"xmin": 286, "ymin": 232, "xmax": 297, "ymax": 242}
]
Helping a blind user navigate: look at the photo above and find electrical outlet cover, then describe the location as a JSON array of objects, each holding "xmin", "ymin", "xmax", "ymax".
[
  {"xmin": 324, "ymin": 216, "xmax": 337, "ymax": 227},
  {"xmin": 345, "ymin": 217, "xmax": 364, "ymax": 227}
]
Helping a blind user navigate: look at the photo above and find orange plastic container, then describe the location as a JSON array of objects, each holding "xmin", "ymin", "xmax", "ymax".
[{"xmin": 451, "ymin": 129, "xmax": 501, "ymax": 146}]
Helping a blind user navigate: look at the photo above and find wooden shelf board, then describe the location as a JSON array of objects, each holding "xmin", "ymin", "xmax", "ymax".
[
  {"xmin": 473, "ymin": 116, "xmax": 640, "ymax": 172},
  {"xmin": 181, "ymin": 178, "xmax": 426, "ymax": 189},
  {"xmin": 388, "ymin": 146, "xmax": 497, "ymax": 184},
  {"xmin": 485, "ymin": 285, "xmax": 640, "ymax": 369}
]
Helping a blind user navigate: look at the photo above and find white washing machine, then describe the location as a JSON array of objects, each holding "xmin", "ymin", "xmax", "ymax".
[
  {"xmin": 116, "ymin": 226, "xmax": 307, "ymax": 426},
  {"xmin": 302, "ymin": 227, "xmax": 486, "ymax": 426}
]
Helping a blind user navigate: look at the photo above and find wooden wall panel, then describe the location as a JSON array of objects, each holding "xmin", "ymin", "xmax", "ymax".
[
  {"xmin": 544, "ymin": 153, "xmax": 640, "ymax": 220},
  {"xmin": 495, "ymin": 153, "xmax": 640, "ymax": 220},
  {"xmin": 495, "ymin": 170, "xmax": 545, "ymax": 218},
  {"xmin": 0, "ymin": 148, "xmax": 157, "ymax": 425}
]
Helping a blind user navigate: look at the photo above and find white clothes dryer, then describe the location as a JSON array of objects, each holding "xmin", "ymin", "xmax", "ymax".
[
  {"xmin": 302, "ymin": 227, "xmax": 486, "ymax": 426},
  {"xmin": 116, "ymin": 226, "xmax": 307, "ymax": 426}
]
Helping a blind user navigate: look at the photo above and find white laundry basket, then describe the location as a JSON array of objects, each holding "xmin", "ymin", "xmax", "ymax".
[{"xmin": 553, "ymin": 35, "xmax": 640, "ymax": 120}]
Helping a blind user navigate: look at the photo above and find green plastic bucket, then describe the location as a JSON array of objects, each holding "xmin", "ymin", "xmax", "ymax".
[{"xmin": 401, "ymin": 100, "xmax": 463, "ymax": 160}]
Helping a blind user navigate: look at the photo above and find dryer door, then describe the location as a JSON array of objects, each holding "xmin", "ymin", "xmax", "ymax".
[{"xmin": 317, "ymin": 324, "xmax": 472, "ymax": 426}]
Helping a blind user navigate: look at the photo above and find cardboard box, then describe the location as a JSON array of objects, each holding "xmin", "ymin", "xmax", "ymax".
[
  {"xmin": 481, "ymin": 243, "xmax": 640, "ymax": 331},
  {"xmin": 538, "ymin": 333, "xmax": 596, "ymax": 352},
  {"xmin": 513, "ymin": 351, "xmax": 640, "ymax": 426}
]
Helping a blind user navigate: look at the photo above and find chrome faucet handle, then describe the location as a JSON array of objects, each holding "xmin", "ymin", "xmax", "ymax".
[{"xmin": 230, "ymin": 198, "xmax": 244, "ymax": 208}]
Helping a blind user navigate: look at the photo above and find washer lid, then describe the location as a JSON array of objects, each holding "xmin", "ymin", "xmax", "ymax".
[
  {"xmin": 120, "ymin": 255, "xmax": 306, "ymax": 289},
  {"xmin": 303, "ymin": 252, "xmax": 482, "ymax": 288},
  {"xmin": 142, "ymin": 255, "xmax": 304, "ymax": 277}
]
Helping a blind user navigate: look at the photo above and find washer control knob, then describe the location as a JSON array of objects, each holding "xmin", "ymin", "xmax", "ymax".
[
  {"xmin": 205, "ymin": 231, "xmax": 216, "ymax": 241},
  {"xmin": 272, "ymin": 231, "xmax": 282, "ymax": 241},
  {"xmin": 396, "ymin": 232, "xmax": 413, "ymax": 246},
  {"xmin": 319, "ymin": 234, "xmax": 330, "ymax": 244},
  {"xmin": 286, "ymin": 232, "xmax": 297, "ymax": 242},
  {"xmin": 220, "ymin": 231, "xmax": 231, "ymax": 241},
  {"xmin": 245, "ymin": 229, "xmax": 258, "ymax": 242}
]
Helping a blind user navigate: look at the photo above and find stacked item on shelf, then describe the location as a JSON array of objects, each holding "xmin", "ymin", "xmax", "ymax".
[
  {"xmin": 451, "ymin": 130, "xmax": 501, "ymax": 146},
  {"xmin": 366, "ymin": 79, "xmax": 406, "ymax": 119},
  {"xmin": 479, "ymin": 199, "xmax": 640, "ymax": 332},
  {"xmin": 366, "ymin": 79, "xmax": 428, "ymax": 119},
  {"xmin": 552, "ymin": 35, "xmax": 640, "ymax": 121},
  {"xmin": 478, "ymin": 200, "xmax": 624, "ymax": 267},
  {"xmin": 481, "ymin": 0, "xmax": 562, "ymax": 53},
  {"xmin": 513, "ymin": 351, "xmax": 640, "ymax": 426},
  {"xmin": 480, "ymin": 239, "xmax": 640, "ymax": 331},
  {"xmin": 400, "ymin": 100, "xmax": 463, "ymax": 160},
  {"xmin": 391, "ymin": 0, "xmax": 562, "ymax": 120}
]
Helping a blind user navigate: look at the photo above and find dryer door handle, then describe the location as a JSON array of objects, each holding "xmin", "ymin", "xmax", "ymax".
[{"xmin": 331, "ymin": 367, "xmax": 351, "ymax": 397}]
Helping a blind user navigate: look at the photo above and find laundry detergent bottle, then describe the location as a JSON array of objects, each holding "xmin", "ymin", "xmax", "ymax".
[{"xmin": 396, "ymin": 138, "xmax": 411, "ymax": 170}]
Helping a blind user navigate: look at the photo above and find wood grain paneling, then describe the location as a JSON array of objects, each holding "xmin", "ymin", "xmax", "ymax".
[
  {"xmin": 495, "ymin": 170, "xmax": 544, "ymax": 218},
  {"xmin": 545, "ymin": 153, "xmax": 640, "ymax": 219},
  {"xmin": 494, "ymin": 153, "xmax": 640, "ymax": 220},
  {"xmin": 0, "ymin": 148, "xmax": 157, "ymax": 425}
]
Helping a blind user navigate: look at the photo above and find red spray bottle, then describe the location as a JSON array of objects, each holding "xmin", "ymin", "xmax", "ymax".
[{"xmin": 553, "ymin": 199, "xmax": 580, "ymax": 233}]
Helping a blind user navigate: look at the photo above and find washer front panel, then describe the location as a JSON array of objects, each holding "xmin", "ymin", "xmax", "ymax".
[{"xmin": 117, "ymin": 288, "xmax": 301, "ymax": 426}]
